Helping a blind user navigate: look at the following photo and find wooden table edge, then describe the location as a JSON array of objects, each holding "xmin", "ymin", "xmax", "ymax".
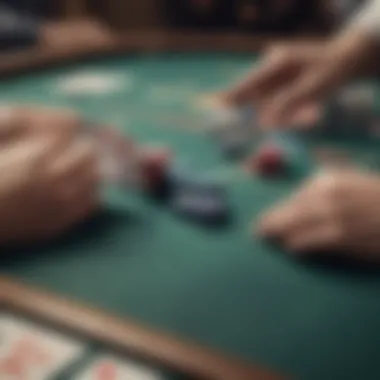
[
  {"xmin": 0, "ymin": 26, "xmax": 327, "ymax": 79},
  {"xmin": 0, "ymin": 276, "xmax": 286, "ymax": 380}
]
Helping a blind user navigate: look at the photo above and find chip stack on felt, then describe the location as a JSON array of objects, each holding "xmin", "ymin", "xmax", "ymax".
[
  {"xmin": 89, "ymin": 122, "xmax": 232, "ymax": 225},
  {"xmin": 202, "ymin": 99, "xmax": 259, "ymax": 160},
  {"xmin": 169, "ymin": 165, "xmax": 230, "ymax": 224}
]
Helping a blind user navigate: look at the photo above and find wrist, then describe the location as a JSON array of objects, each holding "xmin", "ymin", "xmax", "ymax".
[{"xmin": 327, "ymin": 26, "xmax": 380, "ymax": 78}]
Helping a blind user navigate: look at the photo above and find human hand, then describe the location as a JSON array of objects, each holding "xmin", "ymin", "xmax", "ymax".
[
  {"xmin": 0, "ymin": 105, "xmax": 83, "ymax": 143},
  {"xmin": 0, "ymin": 134, "xmax": 99, "ymax": 244},
  {"xmin": 256, "ymin": 169, "xmax": 380, "ymax": 261},
  {"xmin": 225, "ymin": 29, "xmax": 379, "ymax": 128}
]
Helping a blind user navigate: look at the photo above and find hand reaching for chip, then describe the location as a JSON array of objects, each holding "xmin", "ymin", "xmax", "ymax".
[
  {"xmin": 0, "ymin": 134, "xmax": 99, "ymax": 244},
  {"xmin": 256, "ymin": 169, "xmax": 380, "ymax": 261},
  {"xmin": 225, "ymin": 28, "xmax": 379, "ymax": 128}
]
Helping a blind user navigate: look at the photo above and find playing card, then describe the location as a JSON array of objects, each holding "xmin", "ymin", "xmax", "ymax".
[
  {"xmin": 74, "ymin": 355, "xmax": 162, "ymax": 380},
  {"xmin": 0, "ymin": 314, "xmax": 84, "ymax": 380},
  {"xmin": 55, "ymin": 71, "xmax": 132, "ymax": 96}
]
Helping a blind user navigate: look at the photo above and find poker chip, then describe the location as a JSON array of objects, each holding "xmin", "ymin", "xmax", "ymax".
[
  {"xmin": 168, "ymin": 164, "xmax": 229, "ymax": 224},
  {"xmin": 220, "ymin": 131, "xmax": 252, "ymax": 159},
  {"xmin": 171, "ymin": 182, "xmax": 229, "ymax": 224},
  {"xmin": 138, "ymin": 146, "xmax": 172, "ymax": 200},
  {"xmin": 245, "ymin": 143, "xmax": 286, "ymax": 177}
]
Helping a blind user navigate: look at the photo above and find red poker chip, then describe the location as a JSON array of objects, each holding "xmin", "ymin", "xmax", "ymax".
[
  {"xmin": 245, "ymin": 144, "xmax": 285, "ymax": 176},
  {"xmin": 138, "ymin": 146, "xmax": 172, "ymax": 188}
]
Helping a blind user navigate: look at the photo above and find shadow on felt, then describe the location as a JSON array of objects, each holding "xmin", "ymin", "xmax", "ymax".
[
  {"xmin": 265, "ymin": 239, "xmax": 380, "ymax": 279},
  {"xmin": 298, "ymin": 254, "xmax": 380, "ymax": 279},
  {"xmin": 0, "ymin": 206, "xmax": 144, "ymax": 268}
]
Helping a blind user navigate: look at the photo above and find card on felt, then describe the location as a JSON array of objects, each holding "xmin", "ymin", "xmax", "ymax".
[
  {"xmin": 0, "ymin": 314, "xmax": 85, "ymax": 379},
  {"xmin": 74, "ymin": 355, "xmax": 162, "ymax": 380}
]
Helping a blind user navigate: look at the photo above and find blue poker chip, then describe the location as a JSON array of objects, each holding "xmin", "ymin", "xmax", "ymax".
[
  {"xmin": 168, "ymin": 164, "xmax": 230, "ymax": 224},
  {"xmin": 220, "ymin": 132, "xmax": 253, "ymax": 159},
  {"xmin": 171, "ymin": 187, "xmax": 229, "ymax": 225},
  {"xmin": 170, "ymin": 165, "xmax": 225, "ymax": 194}
]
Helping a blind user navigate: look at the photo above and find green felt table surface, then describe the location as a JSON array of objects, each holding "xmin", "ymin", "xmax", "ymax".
[{"xmin": 2, "ymin": 53, "xmax": 380, "ymax": 380}]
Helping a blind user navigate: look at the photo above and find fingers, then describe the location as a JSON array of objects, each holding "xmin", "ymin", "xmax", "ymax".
[
  {"xmin": 257, "ymin": 203, "xmax": 343, "ymax": 255},
  {"xmin": 260, "ymin": 32, "xmax": 369, "ymax": 127},
  {"xmin": 226, "ymin": 47, "xmax": 296, "ymax": 105},
  {"xmin": 49, "ymin": 136, "xmax": 99, "ymax": 198},
  {"xmin": 261, "ymin": 65, "xmax": 340, "ymax": 127},
  {"xmin": 50, "ymin": 136, "xmax": 97, "ymax": 178},
  {"xmin": 260, "ymin": 102, "xmax": 322, "ymax": 130},
  {"xmin": 23, "ymin": 106, "xmax": 83, "ymax": 137},
  {"xmin": 255, "ymin": 170, "xmax": 380, "ymax": 257},
  {"xmin": 285, "ymin": 223, "xmax": 343, "ymax": 253},
  {"xmin": 0, "ymin": 106, "xmax": 24, "ymax": 141},
  {"xmin": 258, "ymin": 196, "xmax": 335, "ymax": 237},
  {"xmin": 0, "ymin": 136, "xmax": 61, "ymax": 174},
  {"xmin": 58, "ymin": 177, "xmax": 99, "ymax": 229},
  {"xmin": 41, "ymin": 187, "xmax": 98, "ymax": 241},
  {"xmin": 225, "ymin": 43, "xmax": 326, "ymax": 107},
  {"xmin": 0, "ymin": 104, "xmax": 85, "ymax": 148},
  {"xmin": 256, "ymin": 170, "xmax": 346, "ymax": 254},
  {"xmin": 44, "ymin": 137, "xmax": 100, "ymax": 234}
]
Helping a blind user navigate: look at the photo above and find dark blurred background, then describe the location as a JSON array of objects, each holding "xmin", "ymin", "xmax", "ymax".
[{"xmin": 0, "ymin": 0, "xmax": 368, "ymax": 53}]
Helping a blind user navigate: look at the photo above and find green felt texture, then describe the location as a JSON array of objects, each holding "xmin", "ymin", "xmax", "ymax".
[{"xmin": 2, "ymin": 53, "xmax": 380, "ymax": 380}]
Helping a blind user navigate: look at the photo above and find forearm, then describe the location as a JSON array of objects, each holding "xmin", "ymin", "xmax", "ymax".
[
  {"xmin": 326, "ymin": 0, "xmax": 380, "ymax": 78},
  {"xmin": 350, "ymin": 0, "xmax": 380, "ymax": 38}
]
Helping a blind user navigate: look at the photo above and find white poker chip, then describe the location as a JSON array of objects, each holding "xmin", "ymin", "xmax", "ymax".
[{"xmin": 206, "ymin": 106, "xmax": 242, "ymax": 130}]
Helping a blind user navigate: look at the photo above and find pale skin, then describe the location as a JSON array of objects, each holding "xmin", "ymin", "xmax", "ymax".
[
  {"xmin": 226, "ymin": 27, "xmax": 380, "ymax": 259},
  {"xmin": 0, "ymin": 106, "xmax": 99, "ymax": 244},
  {"xmin": 0, "ymin": 106, "xmax": 161, "ymax": 244}
]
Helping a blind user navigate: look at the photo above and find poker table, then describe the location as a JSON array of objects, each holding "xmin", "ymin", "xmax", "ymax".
[{"xmin": 1, "ymin": 40, "xmax": 380, "ymax": 380}]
